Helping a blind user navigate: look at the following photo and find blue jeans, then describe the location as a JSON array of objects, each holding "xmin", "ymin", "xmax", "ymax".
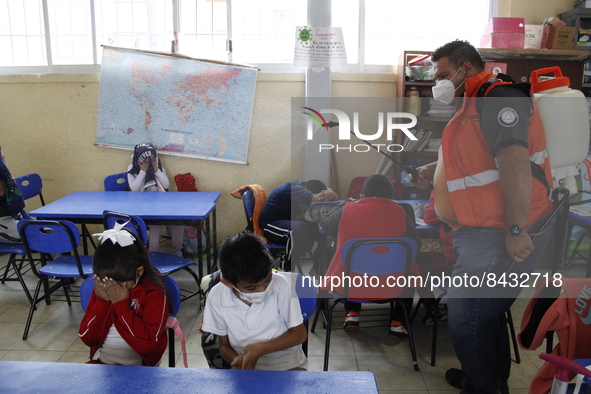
[{"xmin": 447, "ymin": 213, "xmax": 555, "ymax": 394}]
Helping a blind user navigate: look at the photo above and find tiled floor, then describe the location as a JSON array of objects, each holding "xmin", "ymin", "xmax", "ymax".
[{"xmin": 0, "ymin": 252, "xmax": 580, "ymax": 393}]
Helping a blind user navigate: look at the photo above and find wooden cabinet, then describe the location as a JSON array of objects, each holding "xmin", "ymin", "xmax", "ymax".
[{"xmin": 394, "ymin": 48, "xmax": 590, "ymax": 198}]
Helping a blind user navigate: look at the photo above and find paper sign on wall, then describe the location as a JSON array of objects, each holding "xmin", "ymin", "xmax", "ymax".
[{"xmin": 294, "ymin": 26, "xmax": 348, "ymax": 67}]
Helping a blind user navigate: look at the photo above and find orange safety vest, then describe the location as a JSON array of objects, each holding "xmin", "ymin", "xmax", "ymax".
[{"xmin": 437, "ymin": 70, "xmax": 553, "ymax": 230}]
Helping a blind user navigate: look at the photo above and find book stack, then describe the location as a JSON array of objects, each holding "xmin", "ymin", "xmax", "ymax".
[
  {"xmin": 427, "ymin": 98, "xmax": 454, "ymax": 118},
  {"xmin": 403, "ymin": 129, "xmax": 433, "ymax": 152}
]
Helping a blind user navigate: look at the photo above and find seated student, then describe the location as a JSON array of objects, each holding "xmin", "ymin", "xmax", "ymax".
[
  {"xmin": 259, "ymin": 179, "xmax": 338, "ymax": 271},
  {"xmin": 320, "ymin": 174, "xmax": 420, "ymax": 338},
  {"xmin": 201, "ymin": 232, "xmax": 308, "ymax": 370},
  {"xmin": 127, "ymin": 142, "xmax": 184, "ymax": 256},
  {"xmin": 0, "ymin": 148, "xmax": 26, "ymax": 243},
  {"xmin": 79, "ymin": 225, "xmax": 170, "ymax": 366}
]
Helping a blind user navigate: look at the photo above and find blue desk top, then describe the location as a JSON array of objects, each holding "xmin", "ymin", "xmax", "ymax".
[
  {"xmin": 29, "ymin": 191, "xmax": 220, "ymax": 225},
  {"xmin": 0, "ymin": 361, "xmax": 378, "ymax": 394}
]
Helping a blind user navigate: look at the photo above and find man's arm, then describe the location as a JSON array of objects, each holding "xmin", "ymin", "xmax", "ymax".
[
  {"xmin": 497, "ymin": 145, "xmax": 534, "ymax": 263},
  {"xmin": 238, "ymin": 323, "xmax": 307, "ymax": 370}
]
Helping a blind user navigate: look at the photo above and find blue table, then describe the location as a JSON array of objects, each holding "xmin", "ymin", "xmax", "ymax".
[
  {"xmin": 29, "ymin": 191, "xmax": 221, "ymax": 275},
  {"xmin": 0, "ymin": 361, "xmax": 379, "ymax": 393}
]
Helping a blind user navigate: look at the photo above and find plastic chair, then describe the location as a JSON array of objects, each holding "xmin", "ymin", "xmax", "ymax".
[
  {"xmin": 239, "ymin": 188, "xmax": 287, "ymax": 263},
  {"xmin": 15, "ymin": 173, "xmax": 45, "ymax": 206},
  {"xmin": 102, "ymin": 211, "xmax": 201, "ymax": 302},
  {"xmin": 103, "ymin": 172, "xmax": 129, "ymax": 191},
  {"xmin": 79, "ymin": 275, "xmax": 189, "ymax": 368},
  {"xmin": 18, "ymin": 219, "xmax": 94, "ymax": 340},
  {"xmin": 312, "ymin": 237, "xmax": 419, "ymax": 372},
  {"xmin": 292, "ymin": 273, "xmax": 317, "ymax": 357}
]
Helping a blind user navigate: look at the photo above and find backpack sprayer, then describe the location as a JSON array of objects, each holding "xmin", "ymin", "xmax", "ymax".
[{"xmin": 321, "ymin": 120, "xmax": 420, "ymax": 183}]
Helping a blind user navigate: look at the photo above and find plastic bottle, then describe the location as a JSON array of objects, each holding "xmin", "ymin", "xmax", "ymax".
[
  {"xmin": 406, "ymin": 87, "xmax": 421, "ymax": 117},
  {"xmin": 531, "ymin": 67, "xmax": 590, "ymax": 194}
]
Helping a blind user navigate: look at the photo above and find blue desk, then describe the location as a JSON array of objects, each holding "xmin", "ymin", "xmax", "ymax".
[
  {"xmin": 29, "ymin": 191, "xmax": 221, "ymax": 274},
  {"xmin": 0, "ymin": 361, "xmax": 379, "ymax": 394}
]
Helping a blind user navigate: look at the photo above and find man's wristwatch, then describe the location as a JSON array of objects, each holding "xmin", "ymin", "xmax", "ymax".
[{"xmin": 508, "ymin": 225, "xmax": 523, "ymax": 237}]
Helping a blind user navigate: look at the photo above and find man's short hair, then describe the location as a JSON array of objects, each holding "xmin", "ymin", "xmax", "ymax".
[
  {"xmin": 219, "ymin": 232, "xmax": 274, "ymax": 285},
  {"xmin": 303, "ymin": 179, "xmax": 327, "ymax": 194},
  {"xmin": 361, "ymin": 174, "xmax": 395, "ymax": 199},
  {"xmin": 432, "ymin": 39, "xmax": 484, "ymax": 71}
]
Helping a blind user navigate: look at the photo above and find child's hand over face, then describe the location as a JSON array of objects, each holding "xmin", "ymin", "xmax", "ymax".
[
  {"xmin": 139, "ymin": 158, "xmax": 149, "ymax": 173},
  {"xmin": 93, "ymin": 275, "xmax": 110, "ymax": 301},
  {"xmin": 151, "ymin": 154, "xmax": 159, "ymax": 172},
  {"xmin": 240, "ymin": 343, "xmax": 264, "ymax": 370},
  {"xmin": 102, "ymin": 278, "xmax": 129, "ymax": 304}
]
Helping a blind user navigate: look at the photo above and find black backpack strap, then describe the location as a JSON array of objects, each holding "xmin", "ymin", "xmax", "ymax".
[{"xmin": 476, "ymin": 76, "xmax": 551, "ymax": 195}]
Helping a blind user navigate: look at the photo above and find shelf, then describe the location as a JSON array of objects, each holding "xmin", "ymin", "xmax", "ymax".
[
  {"xmin": 478, "ymin": 48, "xmax": 591, "ymax": 61},
  {"xmin": 404, "ymin": 81, "xmax": 435, "ymax": 86},
  {"xmin": 417, "ymin": 116, "xmax": 452, "ymax": 123}
]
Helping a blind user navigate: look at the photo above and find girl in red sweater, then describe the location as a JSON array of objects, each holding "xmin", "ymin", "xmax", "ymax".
[{"xmin": 79, "ymin": 224, "xmax": 170, "ymax": 366}]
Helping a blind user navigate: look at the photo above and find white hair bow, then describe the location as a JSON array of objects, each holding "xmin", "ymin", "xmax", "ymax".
[{"xmin": 93, "ymin": 221, "xmax": 136, "ymax": 247}]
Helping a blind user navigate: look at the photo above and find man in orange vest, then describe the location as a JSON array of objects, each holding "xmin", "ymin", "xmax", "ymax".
[{"xmin": 414, "ymin": 40, "xmax": 555, "ymax": 393}]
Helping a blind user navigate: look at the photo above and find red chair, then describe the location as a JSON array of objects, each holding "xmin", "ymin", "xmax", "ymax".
[{"xmin": 345, "ymin": 176, "xmax": 403, "ymax": 200}]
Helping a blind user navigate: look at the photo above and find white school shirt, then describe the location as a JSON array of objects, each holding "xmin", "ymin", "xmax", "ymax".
[{"xmin": 201, "ymin": 272, "xmax": 308, "ymax": 371}]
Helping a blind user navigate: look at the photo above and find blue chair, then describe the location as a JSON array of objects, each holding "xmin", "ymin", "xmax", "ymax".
[
  {"xmin": 102, "ymin": 211, "xmax": 201, "ymax": 302},
  {"xmin": 15, "ymin": 173, "xmax": 45, "ymax": 206},
  {"xmin": 240, "ymin": 188, "xmax": 286, "ymax": 253},
  {"xmin": 0, "ymin": 173, "xmax": 45, "ymax": 293},
  {"xmin": 292, "ymin": 273, "xmax": 318, "ymax": 357},
  {"xmin": 312, "ymin": 237, "xmax": 419, "ymax": 372},
  {"xmin": 18, "ymin": 219, "xmax": 94, "ymax": 340},
  {"xmin": 80, "ymin": 275, "xmax": 188, "ymax": 367},
  {"xmin": 103, "ymin": 172, "xmax": 129, "ymax": 191}
]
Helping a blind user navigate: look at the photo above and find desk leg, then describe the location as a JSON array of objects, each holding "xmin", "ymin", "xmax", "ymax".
[
  {"xmin": 196, "ymin": 221, "xmax": 204, "ymax": 280},
  {"xmin": 552, "ymin": 200, "xmax": 570, "ymax": 274},
  {"xmin": 205, "ymin": 215, "xmax": 212, "ymax": 274},
  {"xmin": 212, "ymin": 207, "xmax": 218, "ymax": 271}
]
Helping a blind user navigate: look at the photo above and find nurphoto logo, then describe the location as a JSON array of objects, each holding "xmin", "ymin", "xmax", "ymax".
[{"xmin": 302, "ymin": 107, "xmax": 418, "ymax": 153}]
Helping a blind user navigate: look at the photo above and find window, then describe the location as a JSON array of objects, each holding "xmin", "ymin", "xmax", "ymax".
[{"xmin": 0, "ymin": 0, "xmax": 491, "ymax": 74}]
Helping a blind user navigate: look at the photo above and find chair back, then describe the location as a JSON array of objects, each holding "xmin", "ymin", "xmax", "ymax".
[
  {"xmin": 241, "ymin": 188, "xmax": 256, "ymax": 232},
  {"xmin": 15, "ymin": 173, "xmax": 45, "ymax": 205},
  {"xmin": 80, "ymin": 276, "xmax": 94, "ymax": 311},
  {"xmin": 104, "ymin": 172, "xmax": 129, "ymax": 191},
  {"xmin": 342, "ymin": 237, "xmax": 417, "ymax": 276},
  {"xmin": 294, "ymin": 273, "xmax": 317, "ymax": 322},
  {"xmin": 18, "ymin": 219, "xmax": 81, "ymax": 255},
  {"xmin": 164, "ymin": 275, "xmax": 181, "ymax": 317},
  {"xmin": 102, "ymin": 210, "xmax": 148, "ymax": 244}
]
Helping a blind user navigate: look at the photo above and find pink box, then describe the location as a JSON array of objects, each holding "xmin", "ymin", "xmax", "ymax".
[{"xmin": 480, "ymin": 17, "xmax": 525, "ymax": 49}]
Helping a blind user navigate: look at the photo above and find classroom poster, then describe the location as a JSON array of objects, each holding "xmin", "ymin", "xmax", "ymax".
[{"xmin": 294, "ymin": 26, "xmax": 348, "ymax": 67}]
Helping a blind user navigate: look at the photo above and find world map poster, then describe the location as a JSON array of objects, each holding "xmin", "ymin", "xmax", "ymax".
[{"xmin": 96, "ymin": 46, "xmax": 258, "ymax": 164}]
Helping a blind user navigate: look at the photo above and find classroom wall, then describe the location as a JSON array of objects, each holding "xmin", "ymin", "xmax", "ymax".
[{"xmin": 496, "ymin": 0, "xmax": 573, "ymax": 23}]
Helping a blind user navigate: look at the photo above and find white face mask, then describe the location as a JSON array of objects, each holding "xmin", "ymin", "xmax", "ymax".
[
  {"xmin": 432, "ymin": 67, "xmax": 465, "ymax": 105},
  {"xmin": 234, "ymin": 277, "xmax": 273, "ymax": 304}
]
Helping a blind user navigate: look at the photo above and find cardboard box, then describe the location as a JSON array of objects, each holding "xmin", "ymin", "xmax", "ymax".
[
  {"xmin": 577, "ymin": 29, "xmax": 591, "ymax": 47},
  {"xmin": 541, "ymin": 25, "xmax": 550, "ymax": 49},
  {"xmin": 480, "ymin": 17, "xmax": 525, "ymax": 49},
  {"xmin": 547, "ymin": 26, "xmax": 577, "ymax": 50},
  {"xmin": 525, "ymin": 25, "xmax": 544, "ymax": 49}
]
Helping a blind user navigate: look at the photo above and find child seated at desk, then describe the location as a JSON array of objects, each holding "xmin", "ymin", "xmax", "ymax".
[
  {"xmin": 201, "ymin": 232, "xmax": 308, "ymax": 370},
  {"xmin": 320, "ymin": 174, "xmax": 420, "ymax": 338},
  {"xmin": 79, "ymin": 225, "xmax": 170, "ymax": 366},
  {"xmin": 127, "ymin": 142, "xmax": 184, "ymax": 256}
]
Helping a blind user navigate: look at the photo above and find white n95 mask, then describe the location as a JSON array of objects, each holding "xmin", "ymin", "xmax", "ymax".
[
  {"xmin": 432, "ymin": 67, "xmax": 465, "ymax": 105},
  {"xmin": 234, "ymin": 278, "xmax": 273, "ymax": 304}
]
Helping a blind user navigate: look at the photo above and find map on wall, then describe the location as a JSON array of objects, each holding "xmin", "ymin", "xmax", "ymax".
[{"xmin": 96, "ymin": 46, "xmax": 258, "ymax": 164}]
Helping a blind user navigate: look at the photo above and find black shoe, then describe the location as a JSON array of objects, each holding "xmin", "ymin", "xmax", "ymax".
[{"xmin": 445, "ymin": 368, "xmax": 463, "ymax": 389}]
